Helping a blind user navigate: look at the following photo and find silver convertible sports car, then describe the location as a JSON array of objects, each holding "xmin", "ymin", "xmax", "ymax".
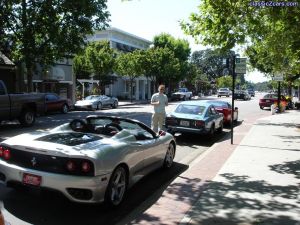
[
  {"xmin": 0, "ymin": 116, "xmax": 176, "ymax": 206},
  {"xmin": 75, "ymin": 95, "xmax": 118, "ymax": 110}
]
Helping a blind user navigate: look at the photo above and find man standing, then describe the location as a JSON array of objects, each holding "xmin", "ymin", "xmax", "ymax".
[{"xmin": 151, "ymin": 84, "xmax": 168, "ymax": 132}]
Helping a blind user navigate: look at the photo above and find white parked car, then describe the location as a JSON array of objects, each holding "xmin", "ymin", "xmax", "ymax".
[
  {"xmin": 75, "ymin": 95, "xmax": 118, "ymax": 110},
  {"xmin": 217, "ymin": 88, "xmax": 231, "ymax": 97}
]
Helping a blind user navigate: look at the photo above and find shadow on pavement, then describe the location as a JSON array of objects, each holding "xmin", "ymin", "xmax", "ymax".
[
  {"xmin": 172, "ymin": 173, "xmax": 299, "ymax": 225},
  {"xmin": 1, "ymin": 162, "xmax": 188, "ymax": 225}
]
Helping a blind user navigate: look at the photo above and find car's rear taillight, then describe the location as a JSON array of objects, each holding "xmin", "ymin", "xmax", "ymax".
[
  {"xmin": 0, "ymin": 146, "xmax": 11, "ymax": 160},
  {"xmin": 195, "ymin": 120, "xmax": 205, "ymax": 127},
  {"xmin": 0, "ymin": 146, "xmax": 4, "ymax": 157},
  {"xmin": 66, "ymin": 160, "xmax": 76, "ymax": 171},
  {"xmin": 3, "ymin": 149, "xmax": 11, "ymax": 160},
  {"xmin": 166, "ymin": 117, "xmax": 176, "ymax": 125},
  {"xmin": 81, "ymin": 161, "xmax": 91, "ymax": 173}
]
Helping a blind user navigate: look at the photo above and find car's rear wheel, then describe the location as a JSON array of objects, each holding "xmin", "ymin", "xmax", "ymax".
[
  {"xmin": 19, "ymin": 109, "xmax": 35, "ymax": 127},
  {"xmin": 217, "ymin": 121, "xmax": 223, "ymax": 133},
  {"xmin": 105, "ymin": 166, "xmax": 127, "ymax": 207},
  {"xmin": 61, "ymin": 104, "xmax": 68, "ymax": 114},
  {"xmin": 163, "ymin": 143, "xmax": 175, "ymax": 168},
  {"xmin": 208, "ymin": 124, "xmax": 215, "ymax": 138},
  {"xmin": 260, "ymin": 106, "xmax": 264, "ymax": 109}
]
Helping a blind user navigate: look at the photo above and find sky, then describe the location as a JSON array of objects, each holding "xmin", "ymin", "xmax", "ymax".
[{"xmin": 106, "ymin": 0, "xmax": 270, "ymax": 83}]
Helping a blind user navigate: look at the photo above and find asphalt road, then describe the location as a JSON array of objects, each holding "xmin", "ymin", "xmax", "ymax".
[{"xmin": 0, "ymin": 93, "xmax": 271, "ymax": 225}]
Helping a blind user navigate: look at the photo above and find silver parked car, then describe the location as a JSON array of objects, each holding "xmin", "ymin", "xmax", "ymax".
[
  {"xmin": 75, "ymin": 95, "xmax": 118, "ymax": 110},
  {"xmin": 0, "ymin": 116, "xmax": 176, "ymax": 206}
]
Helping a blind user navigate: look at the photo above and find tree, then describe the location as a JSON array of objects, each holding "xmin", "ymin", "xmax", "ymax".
[
  {"xmin": 0, "ymin": 0, "xmax": 110, "ymax": 91},
  {"xmin": 153, "ymin": 33, "xmax": 191, "ymax": 90},
  {"xmin": 191, "ymin": 49, "xmax": 236, "ymax": 80},
  {"xmin": 114, "ymin": 50, "xmax": 143, "ymax": 102},
  {"xmin": 139, "ymin": 47, "xmax": 181, "ymax": 93},
  {"xmin": 73, "ymin": 41, "xmax": 117, "ymax": 94},
  {"xmin": 181, "ymin": 0, "xmax": 300, "ymax": 83}
]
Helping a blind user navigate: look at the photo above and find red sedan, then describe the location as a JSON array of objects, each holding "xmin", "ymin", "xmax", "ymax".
[
  {"xmin": 44, "ymin": 93, "xmax": 72, "ymax": 114},
  {"xmin": 206, "ymin": 100, "xmax": 238, "ymax": 124},
  {"xmin": 259, "ymin": 94, "xmax": 287, "ymax": 109}
]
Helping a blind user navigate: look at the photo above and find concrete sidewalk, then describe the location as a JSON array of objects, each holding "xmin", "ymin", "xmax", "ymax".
[{"xmin": 126, "ymin": 110, "xmax": 300, "ymax": 225}]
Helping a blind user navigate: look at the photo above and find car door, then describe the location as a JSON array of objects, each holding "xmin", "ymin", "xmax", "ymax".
[
  {"xmin": 45, "ymin": 94, "xmax": 60, "ymax": 112},
  {"xmin": 0, "ymin": 82, "xmax": 10, "ymax": 120},
  {"xmin": 101, "ymin": 95, "xmax": 111, "ymax": 107}
]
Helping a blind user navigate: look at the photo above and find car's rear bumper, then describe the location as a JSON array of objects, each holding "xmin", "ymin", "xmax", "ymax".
[
  {"xmin": 0, "ymin": 159, "xmax": 110, "ymax": 203},
  {"xmin": 166, "ymin": 125, "xmax": 208, "ymax": 134}
]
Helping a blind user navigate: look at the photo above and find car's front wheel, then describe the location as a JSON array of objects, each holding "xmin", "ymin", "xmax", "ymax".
[
  {"xmin": 163, "ymin": 143, "xmax": 175, "ymax": 168},
  {"xmin": 112, "ymin": 101, "xmax": 118, "ymax": 109},
  {"xmin": 97, "ymin": 102, "xmax": 102, "ymax": 110},
  {"xmin": 105, "ymin": 166, "xmax": 127, "ymax": 207}
]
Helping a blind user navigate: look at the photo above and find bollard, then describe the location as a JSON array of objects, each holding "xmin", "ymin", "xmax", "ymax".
[{"xmin": 271, "ymin": 104, "xmax": 275, "ymax": 115}]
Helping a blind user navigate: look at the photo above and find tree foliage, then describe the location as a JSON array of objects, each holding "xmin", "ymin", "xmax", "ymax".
[
  {"xmin": 114, "ymin": 50, "xmax": 143, "ymax": 101},
  {"xmin": 73, "ymin": 41, "xmax": 117, "ymax": 93},
  {"xmin": 181, "ymin": 0, "xmax": 300, "ymax": 82},
  {"xmin": 0, "ymin": 0, "xmax": 110, "ymax": 91}
]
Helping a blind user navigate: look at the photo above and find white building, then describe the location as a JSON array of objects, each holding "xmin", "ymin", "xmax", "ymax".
[{"xmin": 86, "ymin": 27, "xmax": 152, "ymax": 100}]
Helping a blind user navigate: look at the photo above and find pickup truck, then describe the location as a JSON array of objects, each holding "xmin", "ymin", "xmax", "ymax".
[
  {"xmin": 171, "ymin": 88, "xmax": 193, "ymax": 101},
  {"xmin": 0, "ymin": 80, "xmax": 45, "ymax": 127}
]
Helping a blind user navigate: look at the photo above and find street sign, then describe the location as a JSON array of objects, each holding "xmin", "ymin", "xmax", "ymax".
[
  {"xmin": 235, "ymin": 57, "xmax": 247, "ymax": 74},
  {"xmin": 273, "ymin": 74, "xmax": 283, "ymax": 81}
]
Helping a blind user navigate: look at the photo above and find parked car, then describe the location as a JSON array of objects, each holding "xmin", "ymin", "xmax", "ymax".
[
  {"xmin": 44, "ymin": 93, "xmax": 72, "ymax": 114},
  {"xmin": 247, "ymin": 89, "xmax": 255, "ymax": 97},
  {"xmin": 259, "ymin": 94, "xmax": 287, "ymax": 109},
  {"xmin": 171, "ymin": 88, "xmax": 193, "ymax": 101},
  {"xmin": 0, "ymin": 116, "xmax": 175, "ymax": 206},
  {"xmin": 205, "ymin": 100, "xmax": 238, "ymax": 125},
  {"xmin": 217, "ymin": 88, "xmax": 231, "ymax": 97},
  {"xmin": 0, "ymin": 80, "xmax": 45, "ymax": 127},
  {"xmin": 234, "ymin": 90, "xmax": 251, "ymax": 100},
  {"xmin": 165, "ymin": 101, "xmax": 224, "ymax": 137},
  {"xmin": 75, "ymin": 95, "xmax": 118, "ymax": 110}
]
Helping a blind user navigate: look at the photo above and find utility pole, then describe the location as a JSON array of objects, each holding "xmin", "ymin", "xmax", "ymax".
[{"xmin": 231, "ymin": 55, "xmax": 236, "ymax": 145}]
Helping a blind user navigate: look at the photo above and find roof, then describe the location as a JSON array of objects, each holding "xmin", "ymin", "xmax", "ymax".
[
  {"xmin": 179, "ymin": 100, "xmax": 213, "ymax": 107},
  {"xmin": 0, "ymin": 51, "xmax": 14, "ymax": 66}
]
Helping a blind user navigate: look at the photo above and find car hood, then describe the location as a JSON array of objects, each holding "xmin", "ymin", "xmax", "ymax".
[
  {"xmin": 75, "ymin": 99, "xmax": 97, "ymax": 105},
  {"xmin": 168, "ymin": 112, "xmax": 205, "ymax": 120},
  {"xmin": 2, "ymin": 132, "xmax": 122, "ymax": 158},
  {"xmin": 172, "ymin": 92, "xmax": 185, "ymax": 95}
]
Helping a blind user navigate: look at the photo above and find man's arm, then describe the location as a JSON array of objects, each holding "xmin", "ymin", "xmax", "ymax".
[{"xmin": 151, "ymin": 94, "xmax": 160, "ymax": 105}]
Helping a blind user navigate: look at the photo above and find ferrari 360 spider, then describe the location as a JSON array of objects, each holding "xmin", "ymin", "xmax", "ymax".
[{"xmin": 0, "ymin": 116, "xmax": 176, "ymax": 206}]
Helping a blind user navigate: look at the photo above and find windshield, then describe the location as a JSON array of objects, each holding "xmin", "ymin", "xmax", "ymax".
[
  {"xmin": 219, "ymin": 88, "xmax": 229, "ymax": 91},
  {"xmin": 175, "ymin": 104, "xmax": 205, "ymax": 115},
  {"xmin": 84, "ymin": 95, "xmax": 100, "ymax": 100}
]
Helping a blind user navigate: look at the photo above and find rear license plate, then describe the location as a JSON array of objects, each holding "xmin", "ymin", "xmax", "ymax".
[
  {"xmin": 23, "ymin": 173, "xmax": 42, "ymax": 186},
  {"xmin": 180, "ymin": 120, "xmax": 190, "ymax": 126},
  {"xmin": 266, "ymin": 100, "xmax": 270, "ymax": 102}
]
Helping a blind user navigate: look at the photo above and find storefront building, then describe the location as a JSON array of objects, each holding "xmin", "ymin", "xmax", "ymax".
[{"xmin": 87, "ymin": 27, "xmax": 152, "ymax": 100}]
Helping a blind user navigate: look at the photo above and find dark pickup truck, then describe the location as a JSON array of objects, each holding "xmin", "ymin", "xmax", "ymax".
[{"xmin": 0, "ymin": 80, "xmax": 45, "ymax": 127}]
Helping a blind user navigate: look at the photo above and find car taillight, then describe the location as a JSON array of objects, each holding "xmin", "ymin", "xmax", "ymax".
[
  {"xmin": 166, "ymin": 117, "xmax": 176, "ymax": 125},
  {"xmin": 0, "ymin": 146, "xmax": 10, "ymax": 160},
  {"xmin": 3, "ymin": 149, "xmax": 11, "ymax": 160},
  {"xmin": 0, "ymin": 146, "xmax": 4, "ymax": 157},
  {"xmin": 81, "ymin": 161, "xmax": 91, "ymax": 173},
  {"xmin": 195, "ymin": 120, "xmax": 204, "ymax": 127},
  {"xmin": 66, "ymin": 160, "xmax": 76, "ymax": 171}
]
